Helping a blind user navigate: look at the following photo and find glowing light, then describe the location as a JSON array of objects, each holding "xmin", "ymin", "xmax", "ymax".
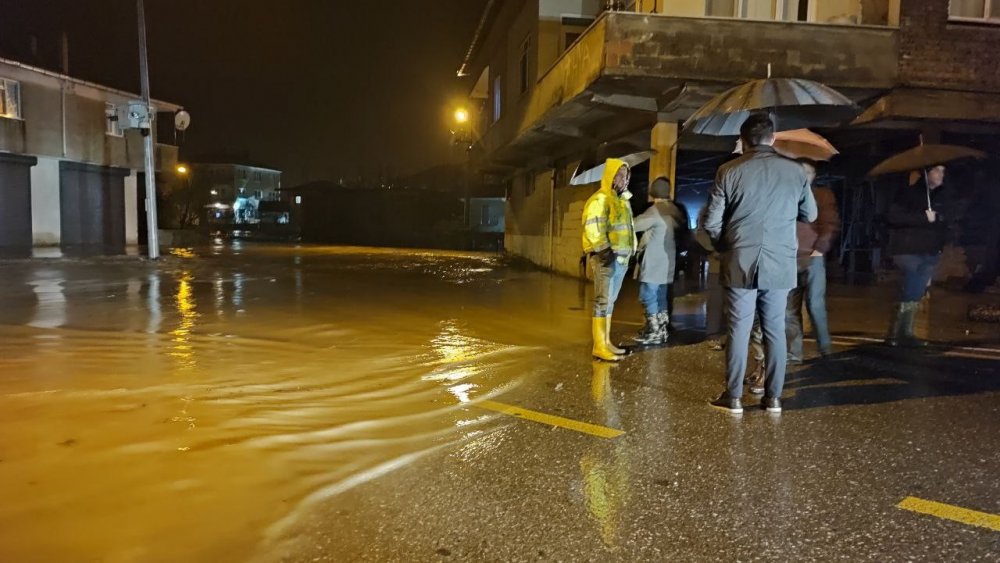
[
  {"xmin": 454, "ymin": 108, "xmax": 469, "ymax": 124},
  {"xmin": 169, "ymin": 272, "xmax": 198, "ymax": 370},
  {"xmin": 175, "ymin": 165, "xmax": 188, "ymax": 175}
]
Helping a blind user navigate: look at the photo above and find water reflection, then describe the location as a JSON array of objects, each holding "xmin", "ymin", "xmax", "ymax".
[
  {"xmin": 169, "ymin": 272, "xmax": 198, "ymax": 370},
  {"xmin": 580, "ymin": 361, "xmax": 631, "ymax": 549}
]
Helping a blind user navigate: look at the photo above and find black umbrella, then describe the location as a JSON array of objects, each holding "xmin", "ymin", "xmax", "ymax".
[{"xmin": 684, "ymin": 75, "xmax": 858, "ymax": 136}]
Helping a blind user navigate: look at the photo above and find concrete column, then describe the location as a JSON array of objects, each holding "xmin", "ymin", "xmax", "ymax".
[
  {"xmin": 649, "ymin": 121, "xmax": 678, "ymax": 199},
  {"xmin": 888, "ymin": 0, "xmax": 901, "ymax": 26}
]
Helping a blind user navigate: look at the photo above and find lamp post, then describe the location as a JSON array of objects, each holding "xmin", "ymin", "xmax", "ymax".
[{"xmin": 137, "ymin": 0, "xmax": 159, "ymax": 259}]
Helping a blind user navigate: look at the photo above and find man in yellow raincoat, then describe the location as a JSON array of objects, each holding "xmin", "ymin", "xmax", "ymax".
[{"xmin": 582, "ymin": 159, "xmax": 637, "ymax": 361}]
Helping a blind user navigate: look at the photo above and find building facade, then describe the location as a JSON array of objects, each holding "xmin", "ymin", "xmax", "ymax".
[
  {"xmin": 458, "ymin": 0, "xmax": 1000, "ymax": 278},
  {"xmin": 189, "ymin": 163, "xmax": 282, "ymax": 226},
  {"xmin": 0, "ymin": 57, "xmax": 183, "ymax": 257}
]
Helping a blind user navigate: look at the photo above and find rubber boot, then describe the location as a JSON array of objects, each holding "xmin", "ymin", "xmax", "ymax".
[
  {"xmin": 899, "ymin": 301, "xmax": 929, "ymax": 347},
  {"xmin": 885, "ymin": 302, "xmax": 906, "ymax": 347},
  {"xmin": 633, "ymin": 315, "xmax": 662, "ymax": 345},
  {"xmin": 656, "ymin": 311, "xmax": 670, "ymax": 343},
  {"xmin": 606, "ymin": 316, "xmax": 626, "ymax": 355},
  {"xmin": 592, "ymin": 318, "xmax": 623, "ymax": 362}
]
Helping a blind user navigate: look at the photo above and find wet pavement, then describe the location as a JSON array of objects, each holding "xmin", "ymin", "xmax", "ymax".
[{"xmin": 0, "ymin": 244, "xmax": 998, "ymax": 562}]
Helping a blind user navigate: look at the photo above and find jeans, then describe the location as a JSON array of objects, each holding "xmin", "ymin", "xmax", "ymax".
[
  {"xmin": 893, "ymin": 254, "xmax": 941, "ymax": 302},
  {"xmin": 639, "ymin": 282, "xmax": 668, "ymax": 317},
  {"xmin": 786, "ymin": 256, "xmax": 832, "ymax": 358},
  {"xmin": 724, "ymin": 288, "xmax": 790, "ymax": 400},
  {"xmin": 592, "ymin": 255, "xmax": 628, "ymax": 318}
]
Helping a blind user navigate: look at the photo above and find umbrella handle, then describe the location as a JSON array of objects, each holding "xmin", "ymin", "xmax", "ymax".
[{"xmin": 923, "ymin": 169, "xmax": 933, "ymax": 212}]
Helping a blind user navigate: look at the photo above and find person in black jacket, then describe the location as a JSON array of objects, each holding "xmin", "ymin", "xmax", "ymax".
[{"xmin": 885, "ymin": 165, "xmax": 950, "ymax": 347}]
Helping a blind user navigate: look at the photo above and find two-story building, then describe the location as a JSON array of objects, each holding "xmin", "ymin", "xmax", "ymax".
[
  {"xmin": 0, "ymin": 57, "xmax": 184, "ymax": 257},
  {"xmin": 188, "ymin": 163, "xmax": 282, "ymax": 226},
  {"xmin": 458, "ymin": 0, "xmax": 1000, "ymax": 278}
]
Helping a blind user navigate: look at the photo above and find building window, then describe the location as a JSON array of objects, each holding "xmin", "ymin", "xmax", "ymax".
[
  {"xmin": 518, "ymin": 37, "xmax": 530, "ymax": 95},
  {"xmin": 950, "ymin": 0, "xmax": 1000, "ymax": 22},
  {"xmin": 563, "ymin": 32, "xmax": 583, "ymax": 52},
  {"xmin": 492, "ymin": 74, "xmax": 503, "ymax": 123},
  {"xmin": 708, "ymin": 0, "xmax": 807, "ymax": 21},
  {"xmin": 105, "ymin": 102, "xmax": 123, "ymax": 136},
  {"xmin": 706, "ymin": 0, "xmax": 737, "ymax": 16},
  {"xmin": 0, "ymin": 78, "xmax": 22, "ymax": 119}
]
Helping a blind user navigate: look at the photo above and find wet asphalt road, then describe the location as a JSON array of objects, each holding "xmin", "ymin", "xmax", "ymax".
[{"xmin": 0, "ymin": 244, "xmax": 998, "ymax": 562}]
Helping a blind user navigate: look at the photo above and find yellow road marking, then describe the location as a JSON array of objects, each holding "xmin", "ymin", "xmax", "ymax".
[
  {"xmin": 478, "ymin": 400, "xmax": 625, "ymax": 439},
  {"xmin": 897, "ymin": 497, "xmax": 1000, "ymax": 532}
]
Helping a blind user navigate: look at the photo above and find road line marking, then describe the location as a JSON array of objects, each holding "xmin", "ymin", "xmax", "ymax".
[
  {"xmin": 897, "ymin": 497, "xmax": 1000, "ymax": 532},
  {"xmin": 812, "ymin": 336, "xmax": 1000, "ymax": 358},
  {"xmin": 478, "ymin": 400, "xmax": 625, "ymax": 439}
]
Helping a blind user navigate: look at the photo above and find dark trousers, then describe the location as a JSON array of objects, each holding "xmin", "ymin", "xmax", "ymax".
[
  {"xmin": 725, "ymin": 287, "xmax": 790, "ymax": 400},
  {"xmin": 786, "ymin": 257, "xmax": 832, "ymax": 359},
  {"xmin": 893, "ymin": 254, "xmax": 940, "ymax": 302}
]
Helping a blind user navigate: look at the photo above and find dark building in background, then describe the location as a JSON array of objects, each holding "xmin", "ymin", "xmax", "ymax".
[
  {"xmin": 282, "ymin": 182, "xmax": 468, "ymax": 250},
  {"xmin": 0, "ymin": 56, "xmax": 182, "ymax": 257}
]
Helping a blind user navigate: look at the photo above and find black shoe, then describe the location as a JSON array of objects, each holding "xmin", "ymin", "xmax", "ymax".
[
  {"xmin": 761, "ymin": 397, "xmax": 782, "ymax": 413},
  {"xmin": 709, "ymin": 395, "xmax": 743, "ymax": 415}
]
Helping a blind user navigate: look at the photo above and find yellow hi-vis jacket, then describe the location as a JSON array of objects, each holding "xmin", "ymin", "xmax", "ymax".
[{"xmin": 581, "ymin": 158, "xmax": 637, "ymax": 258}]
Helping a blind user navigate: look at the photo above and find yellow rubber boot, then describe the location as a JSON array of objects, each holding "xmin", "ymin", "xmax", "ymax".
[
  {"xmin": 592, "ymin": 318, "xmax": 623, "ymax": 362},
  {"xmin": 606, "ymin": 316, "xmax": 626, "ymax": 355}
]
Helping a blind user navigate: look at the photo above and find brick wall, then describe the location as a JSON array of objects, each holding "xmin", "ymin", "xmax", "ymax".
[{"xmin": 899, "ymin": 0, "xmax": 1000, "ymax": 93}]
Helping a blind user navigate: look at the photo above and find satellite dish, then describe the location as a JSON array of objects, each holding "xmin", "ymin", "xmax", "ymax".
[{"xmin": 174, "ymin": 110, "xmax": 191, "ymax": 131}]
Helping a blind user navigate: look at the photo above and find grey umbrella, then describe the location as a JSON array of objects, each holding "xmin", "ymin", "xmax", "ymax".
[
  {"xmin": 570, "ymin": 150, "xmax": 656, "ymax": 186},
  {"xmin": 684, "ymin": 77, "xmax": 858, "ymax": 136}
]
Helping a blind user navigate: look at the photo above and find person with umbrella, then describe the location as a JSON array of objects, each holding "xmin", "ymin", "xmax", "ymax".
[
  {"xmin": 701, "ymin": 113, "xmax": 817, "ymax": 414},
  {"xmin": 582, "ymin": 159, "xmax": 637, "ymax": 361},
  {"xmin": 884, "ymin": 165, "xmax": 951, "ymax": 347}
]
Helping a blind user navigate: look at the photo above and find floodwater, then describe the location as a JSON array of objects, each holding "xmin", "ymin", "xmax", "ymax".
[{"xmin": 0, "ymin": 244, "xmax": 589, "ymax": 562}]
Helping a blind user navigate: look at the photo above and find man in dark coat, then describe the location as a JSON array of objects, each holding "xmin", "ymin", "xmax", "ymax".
[
  {"xmin": 885, "ymin": 165, "xmax": 951, "ymax": 347},
  {"xmin": 701, "ymin": 113, "xmax": 817, "ymax": 414}
]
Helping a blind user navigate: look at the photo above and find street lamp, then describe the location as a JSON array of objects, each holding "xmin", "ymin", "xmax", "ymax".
[
  {"xmin": 176, "ymin": 164, "xmax": 188, "ymax": 175},
  {"xmin": 454, "ymin": 108, "xmax": 469, "ymax": 124}
]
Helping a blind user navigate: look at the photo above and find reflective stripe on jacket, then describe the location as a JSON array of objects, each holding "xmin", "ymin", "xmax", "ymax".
[{"xmin": 581, "ymin": 158, "xmax": 636, "ymax": 257}]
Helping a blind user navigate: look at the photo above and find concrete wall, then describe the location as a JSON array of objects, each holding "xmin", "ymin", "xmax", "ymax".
[
  {"xmin": 898, "ymin": 0, "xmax": 1000, "ymax": 93},
  {"xmin": 604, "ymin": 13, "xmax": 900, "ymax": 89},
  {"xmin": 30, "ymin": 156, "xmax": 60, "ymax": 245},
  {"xmin": 504, "ymin": 163, "xmax": 598, "ymax": 278}
]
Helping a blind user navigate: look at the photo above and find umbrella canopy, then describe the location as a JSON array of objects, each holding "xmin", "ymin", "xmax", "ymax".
[
  {"xmin": 734, "ymin": 129, "xmax": 839, "ymax": 161},
  {"xmin": 570, "ymin": 150, "xmax": 655, "ymax": 186},
  {"xmin": 684, "ymin": 78, "xmax": 858, "ymax": 136},
  {"xmin": 867, "ymin": 144, "xmax": 988, "ymax": 176}
]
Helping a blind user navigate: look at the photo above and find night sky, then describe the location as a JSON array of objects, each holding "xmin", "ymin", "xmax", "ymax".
[{"xmin": 0, "ymin": 0, "xmax": 487, "ymax": 185}]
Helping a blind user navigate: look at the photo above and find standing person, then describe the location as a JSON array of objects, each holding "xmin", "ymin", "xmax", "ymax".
[
  {"xmin": 786, "ymin": 160, "xmax": 841, "ymax": 363},
  {"xmin": 701, "ymin": 114, "xmax": 817, "ymax": 414},
  {"xmin": 583, "ymin": 159, "xmax": 637, "ymax": 361},
  {"xmin": 632, "ymin": 177, "xmax": 681, "ymax": 345},
  {"xmin": 885, "ymin": 165, "xmax": 950, "ymax": 347}
]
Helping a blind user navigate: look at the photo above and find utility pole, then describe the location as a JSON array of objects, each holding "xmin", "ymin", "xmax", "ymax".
[{"xmin": 137, "ymin": 0, "xmax": 160, "ymax": 259}]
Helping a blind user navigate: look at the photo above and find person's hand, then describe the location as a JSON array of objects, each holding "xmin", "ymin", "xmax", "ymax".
[
  {"xmin": 598, "ymin": 248, "xmax": 615, "ymax": 266},
  {"xmin": 925, "ymin": 209, "xmax": 938, "ymax": 223},
  {"xmin": 811, "ymin": 250, "xmax": 823, "ymax": 258}
]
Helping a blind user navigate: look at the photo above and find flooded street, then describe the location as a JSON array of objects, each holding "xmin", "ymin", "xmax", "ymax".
[
  {"xmin": 0, "ymin": 245, "xmax": 584, "ymax": 562},
  {"xmin": 1, "ymin": 245, "xmax": 998, "ymax": 562}
]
